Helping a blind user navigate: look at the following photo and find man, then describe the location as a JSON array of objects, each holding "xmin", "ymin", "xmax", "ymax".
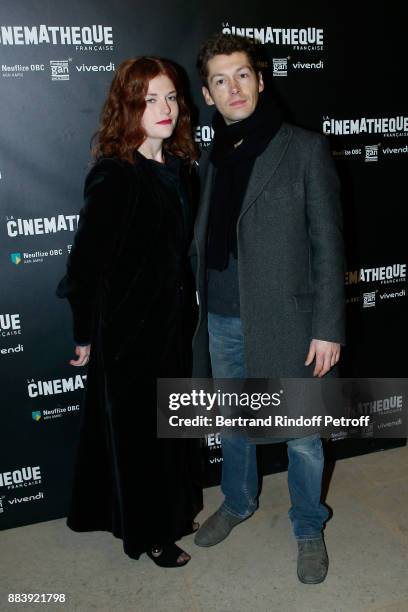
[{"xmin": 191, "ymin": 33, "xmax": 345, "ymax": 584}]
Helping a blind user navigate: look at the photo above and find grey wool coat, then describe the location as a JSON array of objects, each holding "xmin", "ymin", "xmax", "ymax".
[{"xmin": 191, "ymin": 122, "xmax": 346, "ymax": 379}]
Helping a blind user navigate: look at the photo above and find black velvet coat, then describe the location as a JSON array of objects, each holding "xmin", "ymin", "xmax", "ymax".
[{"xmin": 57, "ymin": 153, "xmax": 203, "ymax": 559}]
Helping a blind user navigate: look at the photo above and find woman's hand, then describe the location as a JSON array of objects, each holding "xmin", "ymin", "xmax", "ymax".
[{"xmin": 70, "ymin": 345, "xmax": 91, "ymax": 367}]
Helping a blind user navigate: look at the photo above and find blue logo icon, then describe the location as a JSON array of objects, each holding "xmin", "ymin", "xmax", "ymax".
[
  {"xmin": 32, "ymin": 411, "xmax": 42, "ymax": 422},
  {"xmin": 10, "ymin": 252, "xmax": 22, "ymax": 265}
]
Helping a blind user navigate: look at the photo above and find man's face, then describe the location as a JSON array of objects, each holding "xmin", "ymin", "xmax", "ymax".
[{"xmin": 202, "ymin": 51, "xmax": 264, "ymax": 125}]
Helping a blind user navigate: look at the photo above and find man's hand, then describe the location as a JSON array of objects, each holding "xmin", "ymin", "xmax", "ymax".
[
  {"xmin": 70, "ymin": 345, "xmax": 91, "ymax": 367},
  {"xmin": 305, "ymin": 339, "xmax": 340, "ymax": 377}
]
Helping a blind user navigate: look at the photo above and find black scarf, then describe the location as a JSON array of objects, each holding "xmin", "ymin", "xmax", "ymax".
[{"xmin": 207, "ymin": 91, "xmax": 282, "ymax": 271}]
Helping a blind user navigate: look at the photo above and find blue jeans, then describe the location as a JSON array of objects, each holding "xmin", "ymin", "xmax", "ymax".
[{"xmin": 208, "ymin": 312, "xmax": 329, "ymax": 539}]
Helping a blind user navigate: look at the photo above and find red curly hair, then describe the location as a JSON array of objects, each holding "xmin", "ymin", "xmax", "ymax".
[{"xmin": 92, "ymin": 57, "xmax": 197, "ymax": 163}]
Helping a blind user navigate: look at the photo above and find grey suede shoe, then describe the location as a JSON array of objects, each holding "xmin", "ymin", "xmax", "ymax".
[
  {"xmin": 194, "ymin": 507, "xmax": 250, "ymax": 547},
  {"xmin": 297, "ymin": 535, "xmax": 329, "ymax": 584}
]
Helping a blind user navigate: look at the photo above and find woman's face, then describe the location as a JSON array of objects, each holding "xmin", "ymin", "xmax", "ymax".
[{"xmin": 141, "ymin": 73, "xmax": 179, "ymax": 142}]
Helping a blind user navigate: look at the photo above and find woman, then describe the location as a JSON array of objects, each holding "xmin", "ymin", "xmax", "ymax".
[{"xmin": 57, "ymin": 57, "xmax": 203, "ymax": 567}]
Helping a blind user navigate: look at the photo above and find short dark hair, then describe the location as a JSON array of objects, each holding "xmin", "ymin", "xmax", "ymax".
[{"xmin": 197, "ymin": 33, "xmax": 259, "ymax": 86}]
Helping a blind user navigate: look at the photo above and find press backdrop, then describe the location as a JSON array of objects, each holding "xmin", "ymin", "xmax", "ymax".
[{"xmin": 0, "ymin": 0, "xmax": 406, "ymax": 529}]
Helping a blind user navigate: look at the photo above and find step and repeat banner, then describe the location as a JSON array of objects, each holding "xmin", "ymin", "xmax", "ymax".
[{"xmin": 0, "ymin": 1, "xmax": 406, "ymax": 529}]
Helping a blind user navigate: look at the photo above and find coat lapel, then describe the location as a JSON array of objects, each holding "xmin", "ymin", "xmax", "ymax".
[
  {"xmin": 195, "ymin": 123, "xmax": 292, "ymax": 252},
  {"xmin": 239, "ymin": 123, "xmax": 292, "ymax": 219}
]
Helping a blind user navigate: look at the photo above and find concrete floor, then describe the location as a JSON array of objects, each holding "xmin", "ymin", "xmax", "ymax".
[{"xmin": 1, "ymin": 445, "xmax": 407, "ymax": 612}]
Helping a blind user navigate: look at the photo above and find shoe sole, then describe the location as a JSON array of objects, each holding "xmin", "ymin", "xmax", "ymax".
[{"xmin": 297, "ymin": 569, "xmax": 328, "ymax": 584}]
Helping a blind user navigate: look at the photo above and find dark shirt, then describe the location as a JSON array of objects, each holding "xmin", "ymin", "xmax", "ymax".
[
  {"xmin": 207, "ymin": 254, "xmax": 240, "ymax": 316},
  {"xmin": 145, "ymin": 154, "xmax": 192, "ymax": 252}
]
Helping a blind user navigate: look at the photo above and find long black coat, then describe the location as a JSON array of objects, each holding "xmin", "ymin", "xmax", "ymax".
[{"xmin": 57, "ymin": 154, "xmax": 202, "ymax": 559}]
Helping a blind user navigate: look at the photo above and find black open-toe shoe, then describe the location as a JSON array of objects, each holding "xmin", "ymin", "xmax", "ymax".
[{"xmin": 146, "ymin": 543, "xmax": 191, "ymax": 568}]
